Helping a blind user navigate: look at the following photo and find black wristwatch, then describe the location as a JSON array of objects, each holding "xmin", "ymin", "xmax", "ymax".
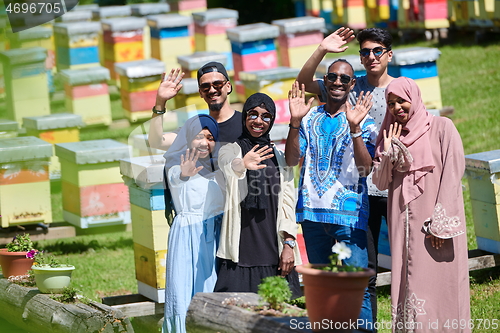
[{"xmin": 152, "ymin": 106, "xmax": 166, "ymax": 115}]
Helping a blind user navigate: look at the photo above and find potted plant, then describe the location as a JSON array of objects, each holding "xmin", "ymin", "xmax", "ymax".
[
  {"xmin": 29, "ymin": 250, "xmax": 75, "ymax": 293},
  {"xmin": 0, "ymin": 233, "xmax": 35, "ymax": 278},
  {"xmin": 295, "ymin": 242, "xmax": 375, "ymax": 332}
]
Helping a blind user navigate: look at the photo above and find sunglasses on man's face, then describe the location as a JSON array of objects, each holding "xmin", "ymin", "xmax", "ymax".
[
  {"xmin": 326, "ymin": 73, "xmax": 353, "ymax": 85},
  {"xmin": 199, "ymin": 80, "xmax": 227, "ymax": 92},
  {"xmin": 359, "ymin": 47, "xmax": 389, "ymax": 57},
  {"xmin": 246, "ymin": 110, "xmax": 274, "ymax": 123}
]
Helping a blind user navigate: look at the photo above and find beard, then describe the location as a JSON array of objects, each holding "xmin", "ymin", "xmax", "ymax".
[{"xmin": 208, "ymin": 102, "xmax": 224, "ymax": 112}]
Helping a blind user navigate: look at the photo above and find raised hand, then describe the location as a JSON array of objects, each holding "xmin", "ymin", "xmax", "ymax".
[
  {"xmin": 383, "ymin": 122, "xmax": 402, "ymax": 152},
  {"xmin": 288, "ymin": 81, "xmax": 314, "ymax": 126},
  {"xmin": 320, "ymin": 27, "xmax": 356, "ymax": 54},
  {"xmin": 180, "ymin": 148, "xmax": 203, "ymax": 177},
  {"xmin": 346, "ymin": 91, "xmax": 373, "ymax": 132},
  {"xmin": 156, "ymin": 68, "xmax": 184, "ymax": 106},
  {"xmin": 243, "ymin": 145, "xmax": 274, "ymax": 170}
]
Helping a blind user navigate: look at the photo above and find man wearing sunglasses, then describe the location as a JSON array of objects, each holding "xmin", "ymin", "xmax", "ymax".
[
  {"xmin": 297, "ymin": 27, "xmax": 394, "ymax": 330},
  {"xmin": 149, "ymin": 61, "xmax": 242, "ymax": 150}
]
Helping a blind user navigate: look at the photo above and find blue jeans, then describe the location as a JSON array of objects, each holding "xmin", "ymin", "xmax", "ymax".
[{"xmin": 301, "ymin": 220, "xmax": 373, "ymax": 332}]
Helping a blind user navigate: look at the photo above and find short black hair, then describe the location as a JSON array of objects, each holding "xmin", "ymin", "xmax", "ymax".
[
  {"xmin": 357, "ymin": 28, "xmax": 392, "ymax": 49},
  {"xmin": 327, "ymin": 59, "xmax": 354, "ymax": 77}
]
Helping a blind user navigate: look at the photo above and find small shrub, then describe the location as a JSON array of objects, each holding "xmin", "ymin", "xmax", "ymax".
[
  {"xmin": 6, "ymin": 234, "xmax": 34, "ymax": 252},
  {"xmin": 51, "ymin": 287, "xmax": 78, "ymax": 303},
  {"xmin": 257, "ymin": 276, "xmax": 292, "ymax": 311}
]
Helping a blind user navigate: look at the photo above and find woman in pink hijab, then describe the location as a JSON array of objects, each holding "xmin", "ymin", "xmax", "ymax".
[{"xmin": 373, "ymin": 77, "xmax": 470, "ymax": 332}]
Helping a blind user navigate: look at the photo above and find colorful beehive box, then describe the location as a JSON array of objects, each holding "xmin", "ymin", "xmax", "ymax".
[
  {"xmin": 239, "ymin": 67, "xmax": 299, "ymax": 124},
  {"xmin": 148, "ymin": 14, "xmax": 193, "ymax": 70},
  {"xmin": 419, "ymin": 0, "xmax": 451, "ymax": 29},
  {"xmin": 465, "ymin": 150, "xmax": 500, "ymax": 254},
  {"xmin": 177, "ymin": 51, "xmax": 227, "ymax": 78},
  {"xmin": 60, "ymin": 66, "xmax": 112, "ymax": 127},
  {"xmin": 388, "ymin": 47, "xmax": 442, "ymax": 109},
  {"xmin": 226, "ymin": 23, "xmax": 280, "ymax": 82},
  {"xmin": 332, "ymin": 0, "xmax": 367, "ymax": 29},
  {"xmin": 120, "ymin": 155, "xmax": 169, "ymax": 302},
  {"xmin": 53, "ymin": 22, "xmax": 101, "ymax": 71},
  {"xmin": 168, "ymin": 0, "xmax": 207, "ymax": 16},
  {"xmin": 55, "ymin": 139, "xmax": 132, "ymax": 229},
  {"xmin": 101, "ymin": 17, "xmax": 147, "ymax": 81},
  {"xmin": 306, "ymin": 0, "xmax": 322, "ymax": 16},
  {"xmin": 131, "ymin": 3, "xmax": 171, "ymax": 60},
  {"xmin": 0, "ymin": 119, "xmax": 19, "ymax": 139},
  {"xmin": 316, "ymin": 54, "xmax": 367, "ymax": 78},
  {"xmin": 55, "ymin": 9, "xmax": 93, "ymax": 23},
  {"xmin": 272, "ymin": 16, "xmax": 325, "ymax": 69},
  {"xmin": 115, "ymin": 59, "xmax": 165, "ymax": 123},
  {"xmin": 192, "ymin": 8, "xmax": 238, "ymax": 73},
  {"xmin": 0, "ymin": 137, "xmax": 53, "ymax": 228},
  {"xmin": 0, "ymin": 47, "xmax": 50, "ymax": 126},
  {"xmin": 174, "ymin": 78, "xmax": 209, "ymax": 127},
  {"xmin": 23, "ymin": 113, "xmax": 84, "ymax": 179},
  {"xmin": 319, "ymin": 0, "xmax": 334, "ymax": 30}
]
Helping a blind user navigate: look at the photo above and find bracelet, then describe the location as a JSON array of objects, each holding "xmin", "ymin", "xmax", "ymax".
[
  {"xmin": 152, "ymin": 106, "xmax": 166, "ymax": 115},
  {"xmin": 350, "ymin": 131, "xmax": 363, "ymax": 139},
  {"xmin": 289, "ymin": 124, "xmax": 300, "ymax": 130}
]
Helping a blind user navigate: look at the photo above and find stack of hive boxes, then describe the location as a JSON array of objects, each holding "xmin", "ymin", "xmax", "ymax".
[
  {"xmin": 101, "ymin": 17, "xmax": 147, "ymax": 82},
  {"xmin": 148, "ymin": 14, "xmax": 193, "ymax": 70},
  {"xmin": 120, "ymin": 155, "xmax": 169, "ymax": 303},
  {"xmin": 0, "ymin": 137, "xmax": 53, "ymax": 228},
  {"xmin": 332, "ymin": 0, "xmax": 367, "ymax": 29},
  {"xmin": 465, "ymin": 150, "xmax": 500, "ymax": 254},
  {"xmin": 192, "ymin": 8, "xmax": 238, "ymax": 75},
  {"xmin": 131, "ymin": 3, "xmax": 172, "ymax": 60},
  {"xmin": 177, "ymin": 51, "xmax": 227, "ymax": 78},
  {"xmin": 0, "ymin": 47, "xmax": 50, "ymax": 126},
  {"xmin": 174, "ymin": 78, "xmax": 208, "ymax": 127},
  {"xmin": 305, "ymin": 0, "xmax": 322, "ymax": 16},
  {"xmin": 60, "ymin": 66, "xmax": 112, "ymax": 127},
  {"xmin": 115, "ymin": 59, "xmax": 165, "ymax": 123},
  {"xmin": 388, "ymin": 47, "xmax": 443, "ymax": 110},
  {"xmin": 53, "ymin": 22, "xmax": 101, "ymax": 71},
  {"xmin": 226, "ymin": 23, "xmax": 280, "ymax": 101},
  {"xmin": 272, "ymin": 16, "xmax": 325, "ymax": 69},
  {"xmin": 23, "ymin": 113, "xmax": 84, "ymax": 180},
  {"xmin": 55, "ymin": 139, "xmax": 132, "ymax": 229},
  {"xmin": 239, "ymin": 67, "xmax": 299, "ymax": 124}
]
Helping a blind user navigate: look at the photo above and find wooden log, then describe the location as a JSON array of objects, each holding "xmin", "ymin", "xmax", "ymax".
[
  {"xmin": 186, "ymin": 292, "xmax": 311, "ymax": 333},
  {"xmin": 0, "ymin": 279, "xmax": 134, "ymax": 333},
  {"xmin": 103, "ymin": 294, "xmax": 164, "ymax": 317}
]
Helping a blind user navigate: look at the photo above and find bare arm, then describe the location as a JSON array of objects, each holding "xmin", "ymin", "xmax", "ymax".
[
  {"xmin": 148, "ymin": 69, "xmax": 184, "ymax": 151},
  {"xmin": 296, "ymin": 27, "xmax": 355, "ymax": 95},
  {"xmin": 346, "ymin": 91, "xmax": 374, "ymax": 177},
  {"xmin": 285, "ymin": 82, "xmax": 314, "ymax": 166}
]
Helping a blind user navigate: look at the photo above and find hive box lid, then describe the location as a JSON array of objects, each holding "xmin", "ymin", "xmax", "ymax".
[
  {"xmin": 23, "ymin": 113, "xmax": 85, "ymax": 131},
  {"xmin": 465, "ymin": 150, "xmax": 500, "ymax": 174},
  {"xmin": 74, "ymin": 4, "xmax": 99, "ymax": 11},
  {"xmin": 92, "ymin": 5, "xmax": 132, "ymax": 19},
  {"xmin": 56, "ymin": 10, "xmax": 93, "ymax": 22},
  {"xmin": 390, "ymin": 47, "xmax": 441, "ymax": 66},
  {"xmin": 317, "ymin": 55, "xmax": 366, "ymax": 75},
  {"xmin": 0, "ymin": 136, "xmax": 53, "ymax": 163},
  {"xmin": 192, "ymin": 8, "xmax": 238, "ymax": 24},
  {"xmin": 0, "ymin": 119, "xmax": 19, "ymax": 132},
  {"xmin": 0, "ymin": 47, "xmax": 47, "ymax": 65},
  {"xmin": 178, "ymin": 78, "xmax": 199, "ymax": 95},
  {"xmin": 59, "ymin": 66, "xmax": 110, "ymax": 85},
  {"xmin": 53, "ymin": 22, "xmax": 101, "ymax": 35},
  {"xmin": 147, "ymin": 14, "xmax": 192, "ymax": 29},
  {"xmin": 177, "ymin": 52, "xmax": 227, "ymax": 71},
  {"xmin": 226, "ymin": 23, "xmax": 279, "ymax": 43},
  {"xmin": 239, "ymin": 66, "xmax": 300, "ymax": 83},
  {"xmin": 8, "ymin": 27, "xmax": 53, "ymax": 41},
  {"xmin": 55, "ymin": 139, "xmax": 131, "ymax": 164},
  {"xmin": 272, "ymin": 16, "xmax": 325, "ymax": 34},
  {"xmin": 131, "ymin": 3, "xmax": 171, "ymax": 16},
  {"xmin": 115, "ymin": 59, "xmax": 165, "ymax": 78},
  {"xmin": 120, "ymin": 155, "xmax": 165, "ymax": 188},
  {"xmin": 102, "ymin": 17, "xmax": 147, "ymax": 32}
]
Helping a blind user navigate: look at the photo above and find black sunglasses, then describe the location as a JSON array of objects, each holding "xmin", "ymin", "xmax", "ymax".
[
  {"xmin": 199, "ymin": 80, "xmax": 227, "ymax": 92},
  {"xmin": 359, "ymin": 47, "xmax": 389, "ymax": 57},
  {"xmin": 326, "ymin": 73, "xmax": 353, "ymax": 85},
  {"xmin": 247, "ymin": 110, "xmax": 274, "ymax": 123}
]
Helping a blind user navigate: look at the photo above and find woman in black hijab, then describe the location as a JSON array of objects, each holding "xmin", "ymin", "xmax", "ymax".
[{"xmin": 214, "ymin": 93, "xmax": 302, "ymax": 297}]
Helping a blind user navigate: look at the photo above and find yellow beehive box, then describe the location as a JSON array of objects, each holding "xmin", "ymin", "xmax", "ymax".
[
  {"xmin": 151, "ymin": 36, "xmax": 193, "ymax": 67},
  {"xmin": 239, "ymin": 67, "xmax": 300, "ymax": 101},
  {"xmin": 120, "ymin": 75, "xmax": 161, "ymax": 93},
  {"xmin": 133, "ymin": 242, "xmax": 167, "ymax": 289},
  {"xmin": 414, "ymin": 76, "xmax": 443, "ymax": 110},
  {"xmin": 65, "ymin": 94, "xmax": 112, "ymax": 126},
  {"xmin": 131, "ymin": 204, "xmax": 169, "ymax": 251},
  {"xmin": 59, "ymin": 159, "xmax": 123, "ymax": 187},
  {"xmin": 103, "ymin": 40, "xmax": 144, "ymax": 62},
  {"xmin": 281, "ymin": 44, "xmax": 319, "ymax": 69}
]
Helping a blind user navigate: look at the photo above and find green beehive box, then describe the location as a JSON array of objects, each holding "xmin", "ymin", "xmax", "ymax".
[
  {"xmin": 0, "ymin": 136, "xmax": 53, "ymax": 227},
  {"xmin": 465, "ymin": 149, "xmax": 500, "ymax": 254}
]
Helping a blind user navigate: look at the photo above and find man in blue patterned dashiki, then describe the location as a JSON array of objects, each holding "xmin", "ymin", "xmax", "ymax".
[{"xmin": 285, "ymin": 59, "xmax": 377, "ymax": 332}]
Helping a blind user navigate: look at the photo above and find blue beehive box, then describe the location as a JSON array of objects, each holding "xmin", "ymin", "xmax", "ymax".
[{"xmin": 388, "ymin": 47, "xmax": 440, "ymax": 79}]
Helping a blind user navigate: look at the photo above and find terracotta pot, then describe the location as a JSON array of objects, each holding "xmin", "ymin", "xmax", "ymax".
[
  {"xmin": 296, "ymin": 264, "xmax": 375, "ymax": 332},
  {"xmin": 0, "ymin": 248, "xmax": 34, "ymax": 278}
]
